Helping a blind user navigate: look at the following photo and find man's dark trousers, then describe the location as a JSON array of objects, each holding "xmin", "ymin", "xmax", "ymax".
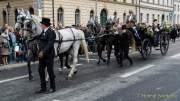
[{"xmin": 39, "ymin": 56, "xmax": 55, "ymax": 91}]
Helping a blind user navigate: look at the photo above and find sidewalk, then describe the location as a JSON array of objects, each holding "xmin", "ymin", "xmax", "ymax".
[
  {"xmin": 0, "ymin": 52, "xmax": 96, "ymax": 71},
  {"xmin": 0, "ymin": 62, "xmax": 37, "ymax": 71}
]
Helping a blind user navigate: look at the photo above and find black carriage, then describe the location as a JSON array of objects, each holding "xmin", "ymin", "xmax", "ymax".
[{"xmin": 135, "ymin": 25, "xmax": 170, "ymax": 59}]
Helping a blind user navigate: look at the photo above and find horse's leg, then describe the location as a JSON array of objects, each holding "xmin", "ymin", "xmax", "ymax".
[
  {"xmin": 97, "ymin": 44, "xmax": 101, "ymax": 64},
  {"xmin": 58, "ymin": 54, "xmax": 64, "ymax": 72},
  {"xmin": 65, "ymin": 54, "xmax": 71, "ymax": 69},
  {"xmin": 67, "ymin": 43, "xmax": 79, "ymax": 79},
  {"xmin": 97, "ymin": 44, "xmax": 106, "ymax": 64},
  {"xmin": 101, "ymin": 44, "xmax": 106, "ymax": 62},
  {"xmin": 114, "ymin": 45, "xmax": 120, "ymax": 64},
  {"xmin": 27, "ymin": 60, "xmax": 33, "ymax": 81},
  {"xmin": 106, "ymin": 43, "xmax": 112, "ymax": 65}
]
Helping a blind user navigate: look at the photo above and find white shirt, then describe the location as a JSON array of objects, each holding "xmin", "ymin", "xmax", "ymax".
[{"xmin": 43, "ymin": 27, "xmax": 49, "ymax": 35}]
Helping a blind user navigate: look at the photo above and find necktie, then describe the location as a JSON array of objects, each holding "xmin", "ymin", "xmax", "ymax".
[{"xmin": 42, "ymin": 30, "xmax": 45, "ymax": 36}]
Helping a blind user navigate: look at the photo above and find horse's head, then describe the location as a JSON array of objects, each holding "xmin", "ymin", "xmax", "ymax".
[
  {"xmin": 15, "ymin": 9, "xmax": 26, "ymax": 32},
  {"xmin": 15, "ymin": 9, "xmax": 42, "ymax": 38}
]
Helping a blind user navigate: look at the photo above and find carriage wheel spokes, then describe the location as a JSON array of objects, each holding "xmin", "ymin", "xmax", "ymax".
[
  {"xmin": 160, "ymin": 32, "xmax": 169, "ymax": 55},
  {"xmin": 141, "ymin": 39, "xmax": 152, "ymax": 59}
]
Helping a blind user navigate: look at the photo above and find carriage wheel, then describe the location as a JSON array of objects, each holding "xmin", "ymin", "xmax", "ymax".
[
  {"xmin": 141, "ymin": 39, "xmax": 152, "ymax": 59},
  {"xmin": 160, "ymin": 32, "xmax": 169, "ymax": 55}
]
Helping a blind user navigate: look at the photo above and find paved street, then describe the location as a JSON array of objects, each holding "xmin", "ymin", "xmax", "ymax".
[{"xmin": 1, "ymin": 39, "xmax": 180, "ymax": 101}]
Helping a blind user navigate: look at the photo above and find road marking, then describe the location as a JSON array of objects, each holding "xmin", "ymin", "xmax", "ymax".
[
  {"xmin": 120, "ymin": 64, "xmax": 155, "ymax": 78},
  {"xmin": 169, "ymin": 53, "xmax": 180, "ymax": 59},
  {"xmin": 79, "ymin": 58, "xmax": 98, "ymax": 61},
  {"xmin": 52, "ymin": 100, "xmax": 60, "ymax": 101},
  {"xmin": 0, "ymin": 64, "xmax": 83, "ymax": 84},
  {"xmin": 0, "ymin": 75, "xmax": 28, "ymax": 84}
]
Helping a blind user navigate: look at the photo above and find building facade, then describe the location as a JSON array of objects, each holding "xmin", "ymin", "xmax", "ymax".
[
  {"xmin": 174, "ymin": 0, "xmax": 180, "ymax": 24},
  {"xmin": 0, "ymin": 0, "xmax": 177, "ymax": 27},
  {"xmin": 138, "ymin": 0, "xmax": 174, "ymax": 25}
]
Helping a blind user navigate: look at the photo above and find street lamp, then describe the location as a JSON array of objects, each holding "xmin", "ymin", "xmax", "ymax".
[{"xmin": 6, "ymin": 2, "xmax": 11, "ymax": 25}]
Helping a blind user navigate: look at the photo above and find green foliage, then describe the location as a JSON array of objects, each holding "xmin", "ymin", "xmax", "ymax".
[{"xmin": 146, "ymin": 28, "xmax": 154, "ymax": 38}]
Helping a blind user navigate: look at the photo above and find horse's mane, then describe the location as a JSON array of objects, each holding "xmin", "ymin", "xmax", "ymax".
[{"xmin": 31, "ymin": 15, "xmax": 42, "ymax": 25}]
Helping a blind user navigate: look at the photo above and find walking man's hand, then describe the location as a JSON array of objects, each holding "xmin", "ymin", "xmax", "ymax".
[{"xmin": 38, "ymin": 51, "xmax": 44, "ymax": 58}]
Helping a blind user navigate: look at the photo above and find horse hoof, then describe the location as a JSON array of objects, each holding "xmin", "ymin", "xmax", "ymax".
[
  {"xmin": 119, "ymin": 64, "xmax": 123, "ymax": 67},
  {"xmin": 29, "ymin": 76, "xmax": 34, "ymax": 81},
  {"xmin": 107, "ymin": 61, "xmax": 110, "ymax": 65},
  {"xmin": 58, "ymin": 68, "xmax": 63, "ymax": 72},
  {"xmin": 74, "ymin": 70, "xmax": 78, "ymax": 75},
  {"xmin": 130, "ymin": 62, "xmax": 133, "ymax": 66},
  {"xmin": 66, "ymin": 76, "xmax": 72, "ymax": 80}
]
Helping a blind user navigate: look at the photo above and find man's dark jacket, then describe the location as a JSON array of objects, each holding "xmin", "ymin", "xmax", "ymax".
[{"xmin": 39, "ymin": 28, "xmax": 56, "ymax": 58}]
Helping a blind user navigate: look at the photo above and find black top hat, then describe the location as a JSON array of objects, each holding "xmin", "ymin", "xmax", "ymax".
[{"xmin": 40, "ymin": 17, "xmax": 51, "ymax": 26}]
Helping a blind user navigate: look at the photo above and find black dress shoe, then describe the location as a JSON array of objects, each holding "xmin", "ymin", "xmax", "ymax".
[{"xmin": 35, "ymin": 89, "xmax": 47, "ymax": 94}]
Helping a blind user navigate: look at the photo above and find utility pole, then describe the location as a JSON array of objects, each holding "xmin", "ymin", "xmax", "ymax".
[
  {"xmin": 52, "ymin": 0, "xmax": 55, "ymax": 27},
  {"xmin": 37, "ymin": 0, "xmax": 42, "ymax": 17},
  {"xmin": 136, "ymin": 0, "xmax": 138, "ymax": 19},
  {"xmin": 95, "ymin": 0, "xmax": 98, "ymax": 21},
  {"xmin": 139, "ymin": 0, "xmax": 141, "ymax": 23}
]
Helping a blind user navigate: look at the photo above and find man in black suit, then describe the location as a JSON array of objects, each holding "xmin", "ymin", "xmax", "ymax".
[{"xmin": 35, "ymin": 17, "xmax": 56, "ymax": 94}]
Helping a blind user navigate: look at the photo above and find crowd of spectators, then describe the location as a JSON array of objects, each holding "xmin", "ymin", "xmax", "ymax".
[{"xmin": 0, "ymin": 24, "xmax": 27, "ymax": 66}]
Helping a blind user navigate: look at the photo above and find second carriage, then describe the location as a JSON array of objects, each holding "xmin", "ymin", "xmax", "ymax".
[{"xmin": 134, "ymin": 24, "xmax": 170, "ymax": 59}]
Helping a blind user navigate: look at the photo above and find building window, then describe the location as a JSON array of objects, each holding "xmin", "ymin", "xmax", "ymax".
[
  {"xmin": 114, "ymin": 11, "xmax": 117, "ymax": 19},
  {"xmin": 132, "ymin": 0, "xmax": 135, "ymax": 4},
  {"xmin": 162, "ymin": 14, "xmax": 165, "ymax": 23},
  {"xmin": 158, "ymin": 0, "xmax": 160, "ymax": 4},
  {"xmin": 147, "ymin": 14, "xmax": 149, "ymax": 23},
  {"xmin": 100, "ymin": 9, "xmax": 107, "ymax": 26},
  {"xmin": 174, "ymin": 14, "xmax": 176, "ymax": 24},
  {"xmin": 158, "ymin": 15, "xmax": 160, "ymax": 23},
  {"xmin": 177, "ymin": 14, "xmax": 179, "ymax": 24},
  {"xmin": 57, "ymin": 7, "xmax": 64, "ymax": 25},
  {"xmin": 152, "ymin": 14, "xmax": 155, "ymax": 21},
  {"xmin": 140, "ymin": 13, "xmax": 143, "ymax": 23},
  {"xmin": 75, "ymin": 9, "xmax": 80, "ymax": 25},
  {"xmin": 162, "ymin": 0, "xmax": 164, "ymax": 5},
  {"xmin": 123, "ymin": 13, "xmax": 126, "ymax": 23},
  {"xmin": 3, "ymin": 10, "xmax": 7, "ymax": 25},
  {"xmin": 29, "ymin": 7, "xmax": 34, "ymax": 14},
  {"xmin": 123, "ymin": 0, "xmax": 126, "ymax": 3},
  {"xmin": 15, "ymin": 9, "xmax": 18, "ymax": 22}
]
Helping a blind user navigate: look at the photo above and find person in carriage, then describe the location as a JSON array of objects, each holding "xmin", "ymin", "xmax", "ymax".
[
  {"xmin": 126, "ymin": 13, "xmax": 141, "ymax": 50},
  {"xmin": 152, "ymin": 19, "xmax": 160, "ymax": 46}
]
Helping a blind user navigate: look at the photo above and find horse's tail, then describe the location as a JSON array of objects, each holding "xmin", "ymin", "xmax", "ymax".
[{"xmin": 80, "ymin": 30, "xmax": 89, "ymax": 63}]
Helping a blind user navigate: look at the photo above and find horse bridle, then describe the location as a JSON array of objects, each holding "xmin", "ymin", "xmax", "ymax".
[{"xmin": 16, "ymin": 14, "xmax": 36, "ymax": 34}]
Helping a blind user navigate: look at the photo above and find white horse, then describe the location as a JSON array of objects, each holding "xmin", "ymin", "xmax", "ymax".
[{"xmin": 15, "ymin": 9, "xmax": 89, "ymax": 79}]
